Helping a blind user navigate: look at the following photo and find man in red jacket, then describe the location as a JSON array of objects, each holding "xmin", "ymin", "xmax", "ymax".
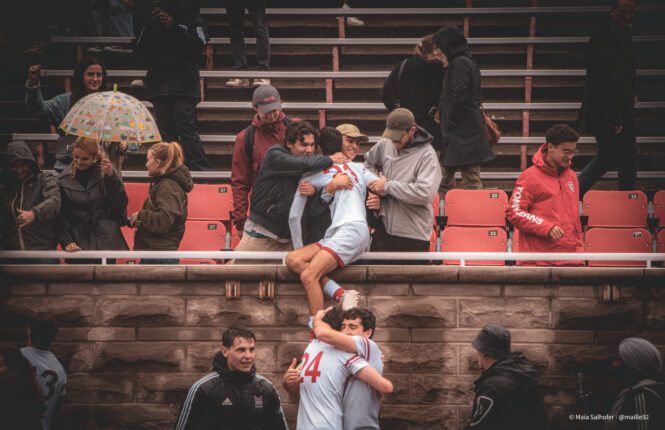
[
  {"xmin": 231, "ymin": 85, "xmax": 296, "ymax": 235},
  {"xmin": 506, "ymin": 124, "xmax": 584, "ymax": 266}
]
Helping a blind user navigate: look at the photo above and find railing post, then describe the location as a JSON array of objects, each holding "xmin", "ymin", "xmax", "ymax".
[
  {"xmin": 319, "ymin": 109, "xmax": 327, "ymax": 128},
  {"xmin": 464, "ymin": 0, "xmax": 472, "ymax": 38},
  {"xmin": 206, "ymin": 44, "xmax": 214, "ymax": 70},
  {"xmin": 521, "ymin": 0, "xmax": 537, "ymax": 171}
]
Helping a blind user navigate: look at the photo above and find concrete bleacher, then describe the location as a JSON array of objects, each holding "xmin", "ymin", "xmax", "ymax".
[{"xmin": 1, "ymin": 3, "xmax": 664, "ymax": 192}]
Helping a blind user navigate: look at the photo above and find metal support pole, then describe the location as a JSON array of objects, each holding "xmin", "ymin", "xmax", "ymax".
[
  {"xmin": 200, "ymin": 78, "xmax": 205, "ymax": 101},
  {"xmin": 64, "ymin": 77, "xmax": 71, "ymax": 93},
  {"xmin": 521, "ymin": 0, "xmax": 537, "ymax": 171},
  {"xmin": 206, "ymin": 45, "xmax": 214, "ymax": 70},
  {"xmin": 464, "ymin": 0, "xmax": 472, "ymax": 38},
  {"xmin": 326, "ymin": 78, "xmax": 334, "ymax": 104},
  {"xmin": 319, "ymin": 109, "xmax": 327, "ymax": 128}
]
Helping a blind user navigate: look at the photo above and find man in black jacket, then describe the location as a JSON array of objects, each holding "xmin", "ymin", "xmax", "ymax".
[
  {"xmin": 173, "ymin": 327, "xmax": 287, "ymax": 430},
  {"xmin": 577, "ymin": 0, "xmax": 638, "ymax": 195},
  {"xmin": 233, "ymin": 121, "xmax": 346, "ymax": 263},
  {"xmin": 469, "ymin": 325, "xmax": 547, "ymax": 429}
]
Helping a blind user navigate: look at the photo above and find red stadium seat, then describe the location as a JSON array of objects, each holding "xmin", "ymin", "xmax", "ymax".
[
  {"xmin": 180, "ymin": 259, "xmax": 217, "ymax": 265},
  {"xmin": 584, "ymin": 227, "xmax": 652, "ymax": 267},
  {"xmin": 654, "ymin": 190, "xmax": 665, "ymax": 228},
  {"xmin": 124, "ymin": 182, "xmax": 150, "ymax": 217},
  {"xmin": 582, "ymin": 190, "xmax": 648, "ymax": 228},
  {"xmin": 432, "ymin": 197, "xmax": 440, "ymax": 228},
  {"xmin": 228, "ymin": 224, "xmax": 241, "ymax": 250},
  {"xmin": 658, "ymin": 229, "xmax": 665, "ymax": 252},
  {"xmin": 180, "ymin": 220, "xmax": 227, "ymax": 251},
  {"xmin": 430, "ymin": 229, "xmax": 438, "ymax": 252},
  {"xmin": 441, "ymin": 226, "xmax": 507, "ymax": 266},
  {"xmin": 443, "ymin": 189, "xmax": 508, "ymax": 227},
  {"xmin": 512, "ymin": 228, "xmax": 521, "ymax": 252},
  {"xmin": 188, "ymin": 184, "xmax": 233, "ymax": 222}
]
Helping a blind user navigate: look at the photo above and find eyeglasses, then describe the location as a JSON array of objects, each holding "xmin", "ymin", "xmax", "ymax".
[{"xmin": 561, "ymin": 149, "xmax": 579, "ymax": 158}]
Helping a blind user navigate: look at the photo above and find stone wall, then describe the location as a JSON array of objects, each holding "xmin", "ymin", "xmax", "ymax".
[{"xmin": 1, "ymin": 265, "xmax": 664, "ymax": 430}]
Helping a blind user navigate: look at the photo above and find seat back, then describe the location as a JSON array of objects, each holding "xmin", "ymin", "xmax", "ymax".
[
  {"xmin": 124, "ymin": 182, "xmax": 150, "ymax": 217},
  {"xmin": 584, "ymin": 227, "xmax": 652, "ymax": 267},
  {"xmin": 441, "ymin": 226, "xmax": 507, "ymax": 266},
  {"xmin": 444, "ymin": 189, "xmax": 508, "ymax": 227},
  {"xmin": 654, "ymin": 190, "xmax": 665, "ymax": 228},
  {"xmin": 180, "ymin": 221, "xmax": 227, "ymax": 251},
  {"xmin": 188, "ymin": 184, "xmax": 234, "ymax": 222},
  {"xmin": 582, "ymin": 190, "xmax": 648, "ymax": 228}
]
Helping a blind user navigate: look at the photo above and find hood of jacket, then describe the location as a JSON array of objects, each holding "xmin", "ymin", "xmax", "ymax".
[
  {"xmin": 164, "ymin": 0, "xmax": 208, "ymax": 34},
  {"xmin": 475, "ymin": 351, "xmax": 539, "ymax": 392},
  {"xmin": 154, "ymin": 164, "xmax": 194, "ymax": 193},
  {"xmin": 532, "ymin": 143, "xmax": 571, "ymax": 178},
  {"xmin": 251, "ymin": 110, "xmax": 287, "ymax": 136},
  {"xmin": 412, "ymin": 53, "xmax": 445, "ymax": 78},
  {"xmin": 1, "ymin": 140, "xmax": 39, "ymax": 175},
  {"xmin": 433, "ymin": 26, "xmax": 470, "ymax": 61},
  {"xmin": 212, "ymin": 350, "xmax": 257, "ymax": 384},
  {"xmin": 403, "ymin": 125, "xmax": 434, "ymax": 151}
]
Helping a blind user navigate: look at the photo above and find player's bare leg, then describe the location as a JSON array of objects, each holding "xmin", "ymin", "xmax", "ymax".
[
  {"xmin": 300, "ymin": 250, "xmax": 339, "ymax": 317},
  {"xmin": 285, "ymin": 244, "xmax": 320, "ymax": 274}
]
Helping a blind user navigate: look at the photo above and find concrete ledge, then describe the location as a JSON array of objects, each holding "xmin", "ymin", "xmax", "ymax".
[
  {"xmin": 367, "ymin": 266, "xmax": 458, "ymax": 283},
  {"xmin": 0, "ymin": 265, "xmax": 94, "ymax": 282},
  {"xmin": 94, "ymin": 266, "xmax": 186, "ymax": 282},
  {"xmin": 551, "ymin": 267, "xmax": 645, "ymax": 284},
  {"xmin": 458, "ymin": 266, "xmax": 551, "ymax": 284},
  {"xmin": 187, "ymin": 265, "xmax": 277, "ymax": 281}
]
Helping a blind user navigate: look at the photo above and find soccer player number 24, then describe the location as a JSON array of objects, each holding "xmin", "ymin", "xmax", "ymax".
[{"xmin": 299, "ymin": 351, "xmax": 323, "ymax": 383}]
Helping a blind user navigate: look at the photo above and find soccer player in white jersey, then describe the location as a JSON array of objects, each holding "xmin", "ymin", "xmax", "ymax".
[
  {"xmin": 286, "ymin": 126, "xmax": 386, "ymax": 330},
  {"xmin": 20, "ymin": 313, "xmax": 67, "ymax": 430},
  {"xmin": 282, "ymin": 307, "xmax": 392, "ymax": 430}
]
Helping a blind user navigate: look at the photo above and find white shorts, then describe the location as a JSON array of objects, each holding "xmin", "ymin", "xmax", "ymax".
[{"xmin": 316, "ymin": 221, "xmax": 370, "ymax": 267}]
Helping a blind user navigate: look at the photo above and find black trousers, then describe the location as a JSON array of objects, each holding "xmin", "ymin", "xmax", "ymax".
[
  {"xmin": 369, "ymin": 218, "xmax": 432, "ymax": 265},
  {"xmin": 151, "ymin": 96, "xmax": 210, "ymax": 170},
  {"xmin": 577, "ymin": 104, "xmax": 638, "ymax": 196},
  {"xmin": 226, "ymin": 0, "xmax": 270, "ymax": 70}
]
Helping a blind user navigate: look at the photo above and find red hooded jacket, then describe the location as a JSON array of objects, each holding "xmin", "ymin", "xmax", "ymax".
[
  {"xmin": 231, "ymin": 111, "xmax": 297, "ymax": 232},
  {"xmin": 506, "ymin": 144, "xmax": 584, "ymax": 266}
]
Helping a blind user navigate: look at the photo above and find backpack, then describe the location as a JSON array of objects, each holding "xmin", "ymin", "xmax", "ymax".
[{"xmin": 243, "ymin": 117, "xmax": 293, "ymax": 164}]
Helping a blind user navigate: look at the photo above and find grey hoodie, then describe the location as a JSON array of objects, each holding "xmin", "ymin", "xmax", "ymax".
[{"xmin": 364, "ymin": 126, "xmax": 442, "ymax": 241}]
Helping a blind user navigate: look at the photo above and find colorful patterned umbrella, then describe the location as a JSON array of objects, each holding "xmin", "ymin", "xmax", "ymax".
[{"xmin": 59, "ymin": 88, "xmax": 160, "ymax": 144}]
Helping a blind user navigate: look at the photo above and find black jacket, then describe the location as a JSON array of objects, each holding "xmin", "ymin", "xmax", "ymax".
[
  {"xmin": 604, "ymin": 380, "xmax": 665, "ymax": 430},
  {"xmin": 173, "ymin": 352, "xmax": 287, "ymax": 430},
  {"xmin": 381, "ymin": 54, "xmax": 444, "ymax": 151},
  {"xmin": 248, "ymin": 145, "xmax": 332, "ymax": 239},
  {"xmin": 578, "ymin": 15, "xmax": 636, "ymax": 134},
  {"xmin": 134, "ymin": 165, "xmax": 193, "ymax": 250},
  {"xmin": 57, "ymin": 164, "xmax": 128, "ymax": 250},
  {"xmin": 434, "ymin": 27, "xmax": 495, "ymax": 167},
  {"xmin": 469, "ymin": 352, "xmax": 547, "ymax": 430},
  {"xmin": 136, "ymin": 1, "xmax": 208, "ymax": 99},
  {"xmin": 0, "ymin": 141, "xmax": 61, "ymax": 250}
]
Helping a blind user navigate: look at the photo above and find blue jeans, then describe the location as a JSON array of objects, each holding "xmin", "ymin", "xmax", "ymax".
[
  {"xmin": 91, "ymin": 0, "xmax": 133, "ymax": 37},
  {"xmin": 140, "ymin": 258, "xmax": 179, "ymax": 265}
]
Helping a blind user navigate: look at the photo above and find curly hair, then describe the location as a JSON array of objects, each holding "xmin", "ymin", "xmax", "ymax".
[
  {"xmin": 284, "ymin": 121, "xmax": 319, "ymax": 147},
  {"xmin": 545, "ymin": 124, "xmax": 580, "ymax": 146},
  {"xmin": 343, "ymin": 308, "xmax": 376, "ymax": 339}
]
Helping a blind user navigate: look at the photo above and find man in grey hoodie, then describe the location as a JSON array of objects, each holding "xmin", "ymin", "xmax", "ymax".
[{"xmin": 365, "ymin": 108, "xmax": 442, "ymax": 252}]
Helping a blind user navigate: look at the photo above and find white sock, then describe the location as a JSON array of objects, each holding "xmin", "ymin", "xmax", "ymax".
[
  {"xmin": 309, "ymin": 316, "xmax": 314, "ymax": 330},
  {"xmin": 323, "ymin": 279, "xmax": 345, "ymax": 303}
]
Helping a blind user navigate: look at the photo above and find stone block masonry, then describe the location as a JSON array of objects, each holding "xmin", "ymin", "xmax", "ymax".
[{"xmin": 1, "ymin": 265, "xmax": 664, "ymax": 430}]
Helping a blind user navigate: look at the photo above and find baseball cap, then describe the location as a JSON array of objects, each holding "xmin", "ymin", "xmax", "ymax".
[
  {"xmin": 336, "ymin": 124, "xmax": 369, "ymax": 143},
  {"xmin": 252, "ymin": 85, "xmax": 282, "ymax": 114},
  {"xmin": 382, "ymin": 108, "xmax": 416, "ymax": 141},
  {"xmin": 471, "ymin": 325, "xmax": 512, "ymax": 359}
]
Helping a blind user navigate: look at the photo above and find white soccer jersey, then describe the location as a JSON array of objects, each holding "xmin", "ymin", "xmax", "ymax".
[
  {"xmin": 296, "ymin": 338, "xmax": 370, "ymax": 430},
  {"xmin": 21, "ymin": 347, "xmax": 67, "ymax": 430},
  {"xmin": 343, "ymin": 337, "xmax": 384, "ymax": 430},
  {"xmin": 290, "ymin": 161, "xmax": 379, "ymax": 248}
]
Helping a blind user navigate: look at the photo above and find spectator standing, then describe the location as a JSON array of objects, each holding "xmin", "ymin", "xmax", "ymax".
[
  {"xmin": 381, "ymin": 34, "xmax": 444, "ymax": 152},
  {"xmin": 506, "ymin": 124, "xmax": 584, "ymax": 266},
  {"xmin": 602, "ymin": 337, "xmax": 664, "ymax": 430},
  {"xmin": 0, "ymin": 347, "xmax": 45, "ymax": 430},
  {"xmin": 136, "ymin": 0, "xmax": 211, "ymax": 171},
  {"xmin": 469, "ymin": 325, "xmax": 547, "ymax": 430},
  {"xmin": 89, "ymin": 0, "xmax": 134, "ymax": 54},
  {"xmin": 0, "ymin": 141, "xmax": 60, "ymax": 264},
  {"xmin": 577, "ymin": 0, "xmax": 638, "ymax": 196},
  {"xmin": 57, "ymin": 138, "xmax": 129, "ymax": 262},
  {"xmin": 130, "ymin": 141, "xmax": 193, "ymax": 265},
  {"xmin": 234, "ymin": 121, "xmax": 345, "ymax": 263},
  {"xmin": 432, "ymin": 26, "xmax": 495, "ymax": 195},
  {"xmin": 173, "ymin": 327, "xmax": 287, "ymax": 430},
  {"xmin": 21, "ymin": 313, "xmax": 67, "ymax": 430},
  {"xmin": 364, "ymin": 108, "xmax": 441, "ymax": 253},
  {"xmin": 231, "ymin": 85, "xmax": 296, "ymax": 235},
  {"xmin": 225, "ymin": 0, "xmax": 270, "ymax": 87}
]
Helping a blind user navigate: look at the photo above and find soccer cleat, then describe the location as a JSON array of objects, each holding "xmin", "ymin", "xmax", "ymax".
[
  {"xmin": 226, "ymin": 78, "xmax": 250, "ymax": 87},
  {"xmin": 340, "ymin": 289, "xmax": 360, "ymax": 310},
  {"xmin": 130, "ymin": 79, "xmax": 145, "ymax": 88},
  {"xmin": 86, "ymin": 45, "xmax": 104, "ymax": 54},
  {"xmin": 253, "ymin": 78, "xmax": 271, "ymax": 87}
]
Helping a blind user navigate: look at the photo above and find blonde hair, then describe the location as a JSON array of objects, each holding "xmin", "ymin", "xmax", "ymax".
[
  {"xmin": 71, "ymin": 137, "xmax": 102, "ymax": 178},
  {"xmin": 148, "ymin": 141, "xmax": 184, "ymax": 176}
]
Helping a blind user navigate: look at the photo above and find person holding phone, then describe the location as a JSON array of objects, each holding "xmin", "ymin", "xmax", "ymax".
[{"xmin": 57, "ymin": 138, "xmax": 128, "ymax": 262}]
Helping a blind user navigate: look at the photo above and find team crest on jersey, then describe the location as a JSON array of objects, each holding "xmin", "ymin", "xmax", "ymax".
[
  {"xmin": 221, "ymin": 397, "xmax": 233, "ymax": 406},
  {"xmin": 567, "ymin": 181, "xmax": 575, "ymax": 192},
  {"xmin": 470, "ymin": 395, "xmax": 494, "ymax": 427},
  {"xmin": 254, "ymin": 395, "xmax": 263, "ymax": 408}
]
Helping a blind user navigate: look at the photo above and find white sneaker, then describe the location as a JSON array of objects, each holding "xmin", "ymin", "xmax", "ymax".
[
  {"xmin": 253, "ymin": 78, "xmax": 271, "ymax": 87},
  {"xmin": 342, "ymin": 3, "xmax": 364, "ymax": 26},
  {"xmin": 226, "ymin": 78, "xmax": 250, "ymax": 87},
  {"xmin": 104, "ymin": 45, "xmax": 133, "ymax": 54},
  {"xmin": 340, "ymin": 289, "xmax": 360, "ymax": 310},
  {"xmin": 86, "ymin": 45, "xmax": 103, "ymax": 54},
  {"xmin": 130, "ymin": 79, "xmax": 145, "ymax": 88}
]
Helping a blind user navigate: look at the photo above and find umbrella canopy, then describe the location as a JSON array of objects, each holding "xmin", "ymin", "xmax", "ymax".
[{"xmin": 59, "ymin": 89, "xmax": 161, "ymax": 144}]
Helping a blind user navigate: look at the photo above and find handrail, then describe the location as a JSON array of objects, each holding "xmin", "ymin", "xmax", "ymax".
[
  {"xmin": 37, "ymin": 69, "xmax": 665, "ymax": 78},
  {"xmin": 199, "ymin": 6, "xmax": 664, "ymax": 16},
  {"xmin": 51, "ymin": 36, "xmax": 665, "ymax": 45},
  {"xmin": 13, "ymin": 133, "xmax": 665, "ymax": 145},
  {"xmin": 1, "ymin": 250, "xmax": 663, "ymax": 268}
]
